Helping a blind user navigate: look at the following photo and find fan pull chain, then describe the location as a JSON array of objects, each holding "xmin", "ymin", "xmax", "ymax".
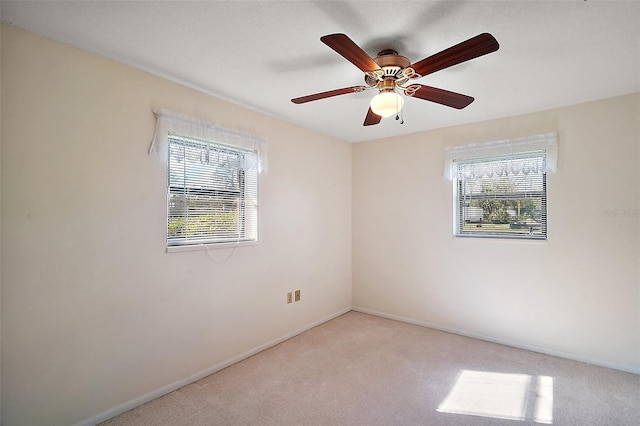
[{"xmin": 394, "ymin": 90, "xmax": 404, "ymax": 124}]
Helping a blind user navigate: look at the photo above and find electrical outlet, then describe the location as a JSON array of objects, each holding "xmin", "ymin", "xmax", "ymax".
[
  {"xmin": 294, "ymin": 290, "xmax": 301, "ymax": 302},
  {"xmin": 287, "ymin": 292, "xmax": 293, "ymax": 304}
]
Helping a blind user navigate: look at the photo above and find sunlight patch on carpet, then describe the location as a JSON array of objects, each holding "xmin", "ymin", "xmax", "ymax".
[
  {"xmin": 533, "ymin": 375, "xmax": 554, "ymax": 424},
  {"xmin": 437, "ymin": 370, "xmax": 531, "ymax": 421}
]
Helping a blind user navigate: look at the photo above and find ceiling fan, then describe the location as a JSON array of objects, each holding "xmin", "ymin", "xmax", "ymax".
[{"xmin": 291, "ymin": 33, "xmax": 499, "ymax": 126}]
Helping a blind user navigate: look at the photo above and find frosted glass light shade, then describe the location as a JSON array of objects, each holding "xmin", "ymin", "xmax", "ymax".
[{"xmin": 370, "ymin": 91, "xmax": 404, "ymax": 118}]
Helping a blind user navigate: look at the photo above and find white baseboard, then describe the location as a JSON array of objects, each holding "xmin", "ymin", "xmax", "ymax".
[
  {"xmin": 352, "ymin": 306, "xmax": 640, "ymax": 376},
  {"xmin": 76, "ymin": 306, "xmax": 352, "ymax": 426},
  {"xmin": 75, "ymin": 304, "xmax": 638, "ymax": 425}
]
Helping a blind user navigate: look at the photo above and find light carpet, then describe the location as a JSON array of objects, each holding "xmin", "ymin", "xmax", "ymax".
[{"xmin": 100, "ymin": 311, "xmax": 640, "ymax": 425}]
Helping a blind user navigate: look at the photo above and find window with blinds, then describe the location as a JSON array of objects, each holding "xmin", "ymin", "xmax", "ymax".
[
  {"xmin": 167, "ymin": 135, "xmax": 258, "ymax": 247},
  {"xmin": 454, "ymin": 151, "xmax": 547, "ymax": 239}
]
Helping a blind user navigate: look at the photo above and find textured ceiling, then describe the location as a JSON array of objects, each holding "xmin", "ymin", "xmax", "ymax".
[{"xmin": 2, "ymin": 1, "xmax": 639, "ymax": 142}]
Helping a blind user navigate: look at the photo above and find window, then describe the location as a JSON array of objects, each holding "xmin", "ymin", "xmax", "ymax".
[
  {"xmin": 454, "ymin": 151, "xmax": 547, "ymax": 239},
  {"xmin": 444, "ymin": 133, "xmax": 557, "ymax": 240},
  {"xmin": 149, "ymin": 109, "xmax": 266, "ymax": 250},
  {"xmin": 167, "ymin": 135, "xmax": 258, "ymax": 247}
]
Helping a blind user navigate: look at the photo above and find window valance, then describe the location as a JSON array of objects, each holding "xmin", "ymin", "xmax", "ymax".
[
  {"xmin": 149, "ymin": 109, "xmax": 268, "ymax": 173},
  {"xmin": 443, "ymin": 132, "xmax": 557, "ymax": 180}
]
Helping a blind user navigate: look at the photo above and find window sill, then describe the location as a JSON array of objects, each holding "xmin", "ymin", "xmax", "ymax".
[
  {"xmin": 166, "ymin": 240, "xmax": 258, "ymax": 253},
  {"xmin": 454, "ymin": 234, "xmax": 547, "ymax": 242}
]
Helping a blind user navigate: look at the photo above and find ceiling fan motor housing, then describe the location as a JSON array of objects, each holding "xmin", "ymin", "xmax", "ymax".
[{"xmin": 365, "ymin": 49, "xmax": 412, "ymax": 87}]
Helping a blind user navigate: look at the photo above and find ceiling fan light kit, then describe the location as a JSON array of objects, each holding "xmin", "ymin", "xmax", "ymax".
[
  {"xmin": 370, "ymin": 91, "xmax": 404, "ymax": 118},
  {"xmin": 291, "ymin": 32, "xmax": 499, "ymax": 126}
]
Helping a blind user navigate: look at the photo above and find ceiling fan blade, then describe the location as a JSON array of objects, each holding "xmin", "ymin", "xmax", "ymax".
[
  {"xmin": 410, "ymin": 33, "xmax": 499, "ymax": 77},
  {"xmin": 321, "ymin": 33, "xmax": 381, "ymax": 73},
  {"xmin": 408, "ymin": 84, "xmax": 474, "ymax": 109},
  {"xmin": 363, "ymin": 107, "xmax": 382, "ymax": 126},
  {"xmin": 291, "ymin": 86, "xmax": 367, "ymax": 104}
]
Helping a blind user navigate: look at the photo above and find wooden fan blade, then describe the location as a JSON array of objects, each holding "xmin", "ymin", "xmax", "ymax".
[
  {"xmin": 410, "ymin": 33, "xmax": 499, "ymax": 77},
  {"xmin": 321, "ymin": 33, "xmax": 381, "ymax": 73},
  {"xmin": 408, "ymin": 85, "xmax": 474, "ymax": 109},
  {"xmin": 363, "ymin": 107, "xmax": 382, "ymax": 126},
  {"xmin": 291, "ymin": 86, "xmax": 367, "ymax": 104}
]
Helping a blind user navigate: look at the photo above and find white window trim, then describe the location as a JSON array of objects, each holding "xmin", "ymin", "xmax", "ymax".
[
  {"xmin": 166, "ymin": 240, "xmax": 258, "ymax": 253},
  {"xmin": 149, "ymin": 109, "xmax": 266, "ymax": 251},
  {"xmin": 446, "ymin": 133, "xmax": 557, "ymax": 241}
]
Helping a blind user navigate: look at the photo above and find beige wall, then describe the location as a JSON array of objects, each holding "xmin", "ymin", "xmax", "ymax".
[
  {"xmin": 353, "ymin": 93, "xmax": 640, "ymax": 373},
  {"xmin": 0, "ymin": 25, "xmax": 352, "ymax": 425},
  {"xmin": 2, "ymin": 22, "xmax": 639, "ymax": 426}
]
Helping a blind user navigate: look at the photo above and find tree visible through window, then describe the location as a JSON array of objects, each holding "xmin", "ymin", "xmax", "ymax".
[
  {"xmin": 454, "ymin": 151, "xmax": 547, "ymax": 239},
  {"xmin": 167, "ymin": 135, "xmax": 258, "ymax": 247}
]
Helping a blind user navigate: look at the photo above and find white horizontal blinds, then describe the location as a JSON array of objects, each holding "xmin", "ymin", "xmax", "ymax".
[
  {"xmin": 456, "ymin": 151, "xmax": 547, "ymax": 239},
  {"xmin": 168, "ymin": 135, "xmax": 258, "ymax": 246},
  {"xmin": 241, "ymin": 150, "xmax": 259, "ymax": 243}
]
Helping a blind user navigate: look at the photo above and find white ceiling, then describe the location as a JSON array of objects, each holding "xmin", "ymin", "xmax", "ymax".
[{"xmin": 2, "ymin": 1, "xmax": 639, "ymax": 143}]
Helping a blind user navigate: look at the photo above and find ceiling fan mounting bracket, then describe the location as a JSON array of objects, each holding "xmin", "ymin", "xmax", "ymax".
[{"xmin": 403, "ymin": 84, "xmax": 421, "ymax": 97}]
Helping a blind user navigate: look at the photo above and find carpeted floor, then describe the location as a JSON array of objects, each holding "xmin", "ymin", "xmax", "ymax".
[{"xmin": 100, "ymin": 311, "xmax": 640, "ymax": 425}]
